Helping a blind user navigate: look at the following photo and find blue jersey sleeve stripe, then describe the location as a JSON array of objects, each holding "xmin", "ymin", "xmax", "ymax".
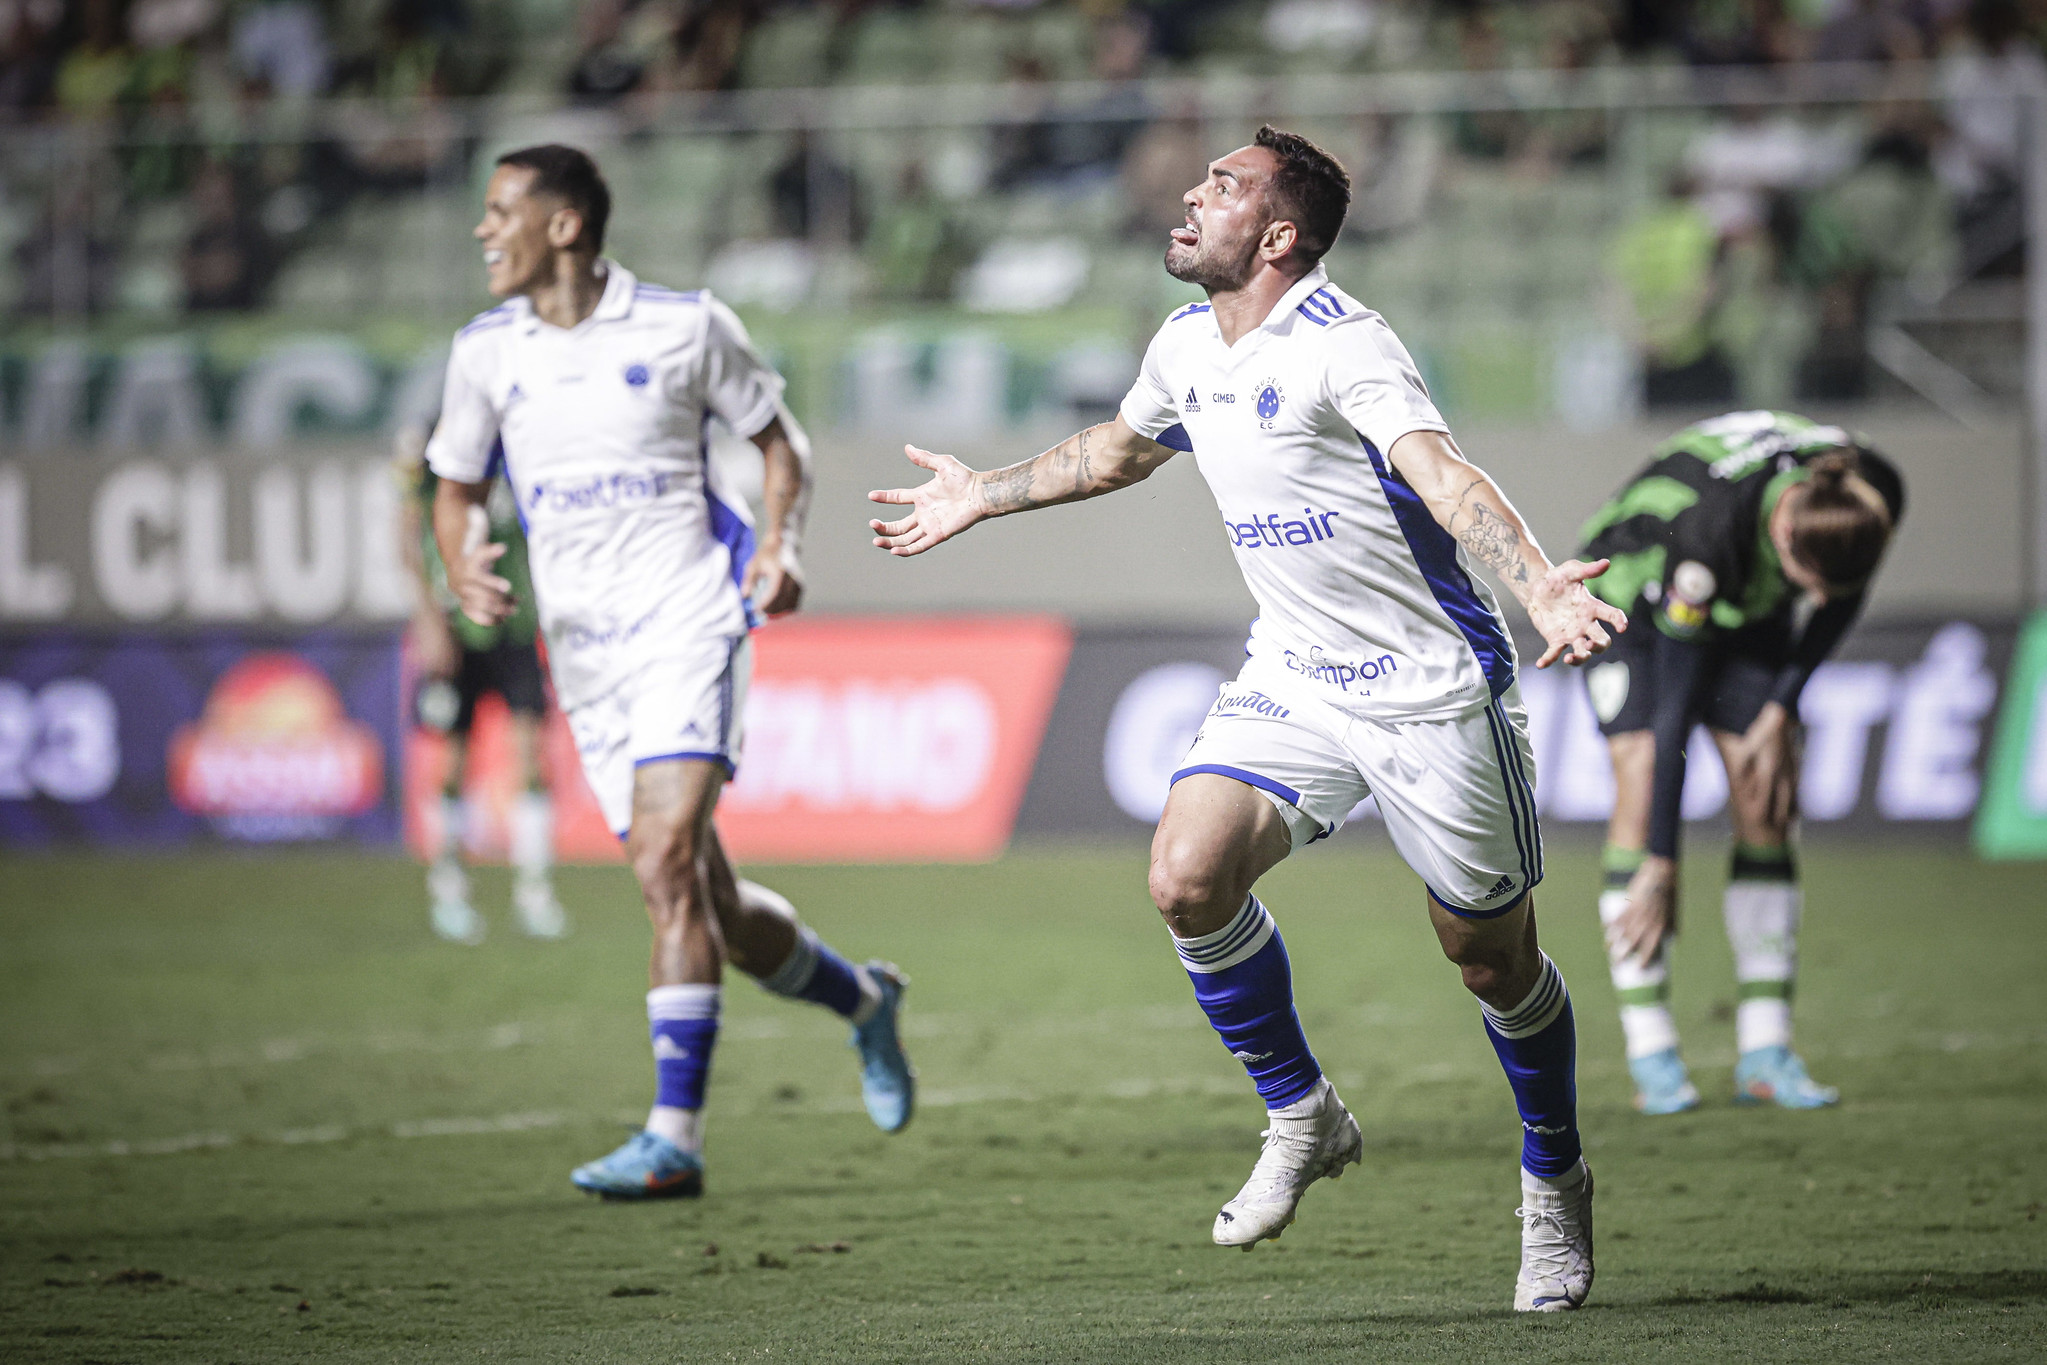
[
  {"xmin": 1155, "ymin": 422, "xmax": 1195, "ymax": 452},
  {"xmin": 1294, "ymin": 301, "xmax": 1331, "ymax": 326},
  {"xmin": 1359, "ymin": 432, "xmax": 1516, "ymax": 698},
  {"xmin": 1169, "ymin": 302, "xmax": 1213, "ymax": 322}
]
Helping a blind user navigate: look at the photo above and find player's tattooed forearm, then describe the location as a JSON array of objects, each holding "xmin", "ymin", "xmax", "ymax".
[
  {"xmin": 1074, "ymin": 429, "xmax": 1094, "ymax": 494},
  {"xmin": 980, "ymin": 459, "xmax": 1039, "ymax": 513},
  {"xmin": 1457, "ymin": 502, "xmax": 1530, "ymax": 584}
]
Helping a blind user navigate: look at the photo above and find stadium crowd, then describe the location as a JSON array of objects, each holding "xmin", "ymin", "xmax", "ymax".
[{"xmin": 1, "ymin": 0, "xmax": 2041, "ymax": 409}]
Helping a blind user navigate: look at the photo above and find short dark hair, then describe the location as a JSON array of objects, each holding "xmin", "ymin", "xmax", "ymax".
[
  {"xmin": 1253, "ymin": 125, "xmax": 1351, "ymax": 266},
  {"xmin": 496, "ymin": 144, "xmax": 612, "ymax": 255}
]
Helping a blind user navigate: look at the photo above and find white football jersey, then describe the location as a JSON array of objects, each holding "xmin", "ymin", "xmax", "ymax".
[
  {"xmin": 426, "ymin": 263, "xmax": 781, "ymax": 711},
  {"xmin": 1120, "ymin": 263, "xmax": 1517, "ymax": 721}
]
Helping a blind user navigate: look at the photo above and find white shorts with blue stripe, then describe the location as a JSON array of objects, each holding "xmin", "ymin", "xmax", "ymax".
[
  {"xmin": 1171, "ymin": 656, "xmax": 1542, "ymax": 917},
  {"xmin": 561, "ymin": 631, "xmax": 751, "ymax": 840}
]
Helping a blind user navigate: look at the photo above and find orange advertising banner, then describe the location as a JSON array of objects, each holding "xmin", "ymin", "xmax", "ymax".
[{"xmin": 405, "ymin": 615, "xmax": 1074, "ymax": 864}]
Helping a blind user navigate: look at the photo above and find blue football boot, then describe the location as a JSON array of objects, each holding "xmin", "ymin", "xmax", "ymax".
[
  {"xmin": 1734, "ymin": 1045, "xmax": 1839, "ymax": 1109},
  {"xmin": 851, "ymin": 962, "xmax": 916, "ymax": 1133},
  {"xmin": 570, "ymin": 1130, "xmax": 704, "ymax": 1200},
  {"xmin": 1628, "ymin": 1047, "xmax": 1701, "ymax": 1116}
]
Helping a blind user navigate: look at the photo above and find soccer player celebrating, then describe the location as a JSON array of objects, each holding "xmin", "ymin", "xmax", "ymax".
[
  {"xmin": 428, "ymin": 144, "xmax": 915, "ymax": 1199},
  {"xmin": 396, "ymin": 428, "xmax": 567, "ymax": 945},
  {"xmin": 1578, "ymin": 412, "xmax": 1902, "ymax": 1114},
  {"xmin": 871, "ymin": 126, "xmax": 1624, "ymax": 1312}
]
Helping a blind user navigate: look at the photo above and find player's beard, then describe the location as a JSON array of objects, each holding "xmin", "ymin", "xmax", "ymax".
[{"xmin": 1164, "ymin": 229, "xmax": 1258, "ymax": 293}]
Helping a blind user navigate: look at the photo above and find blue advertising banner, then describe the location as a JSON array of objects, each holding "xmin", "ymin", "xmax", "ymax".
[{"xmin": 0, "ymin": 631, "xmax": 402, "ymax": 847}]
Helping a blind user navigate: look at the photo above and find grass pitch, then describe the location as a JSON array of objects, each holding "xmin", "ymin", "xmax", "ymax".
[{"xmin": 2, "ymin": 843, "xmax": 2043, "ymax": 1363}]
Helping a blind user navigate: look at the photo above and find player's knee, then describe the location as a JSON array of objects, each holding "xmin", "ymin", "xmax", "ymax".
[
  {"xmin": 1148, "ymin": 841, "xmax": 1240, "ymax": 934},
  {"xmin": 629, "ymin": 821, "xmax": 706, "ymax": 908},
  {"xmin": 1439, "ymin": 935, "xmax": 1517, "ymax": 999}
]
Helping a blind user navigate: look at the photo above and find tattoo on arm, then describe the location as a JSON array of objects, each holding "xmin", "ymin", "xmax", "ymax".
[
  {"xmin": 1074, "ymin": 429, "xmax": 1093, "ymax": 495},
  {"xmin": 980, "ymin": 459, "xmax": 1038, "ymax": 514},
  {"xmin": 1456, "ymin": 501, "xmax": 1530, "ymax": 585}
]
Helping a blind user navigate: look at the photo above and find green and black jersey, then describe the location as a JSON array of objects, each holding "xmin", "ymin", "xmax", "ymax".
[
  {"xmin": 400, "ymin": 455, "xmax": 539, "ymax": 653},
  {"xmin": 1579, "ymin": 410, "xmax": 1905, "ymax": 640}
]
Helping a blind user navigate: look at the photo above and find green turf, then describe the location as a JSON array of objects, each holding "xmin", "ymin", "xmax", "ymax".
[{"xmin": 2, "ymin": 844, "xmax": 2043, "ymax": 1363}]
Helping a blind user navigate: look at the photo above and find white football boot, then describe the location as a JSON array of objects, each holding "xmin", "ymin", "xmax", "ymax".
[
  {"xmin": 1513, "ymin": 1159, "xmax": 1595, "ymax": 1311},
  {"xmin": 428, "ymin": 858, "xmax": 485, "ymax": 945},
  {"xmin": 513, "ymin": 873, "xmax": 570, "ymax": 940},
  {"xmin": 1212, "ymin": 1079, "xmax": 1362, "ymax": 1249}
]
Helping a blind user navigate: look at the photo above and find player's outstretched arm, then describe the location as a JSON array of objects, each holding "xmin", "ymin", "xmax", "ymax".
[
  {"xmin": 868, "ymin": 414, "xmax": 1174, "ymax": 557},
  {"xmin": 431, "ymin": 475, "xmax": 515, "ymax": 628},
  {"xmin": 744, "ymin": 416, "xmax": 808, "ymax": 617},
  {"xmin": 1386, "ymin": 428, "xmax": 1627, "ymax": 668}
]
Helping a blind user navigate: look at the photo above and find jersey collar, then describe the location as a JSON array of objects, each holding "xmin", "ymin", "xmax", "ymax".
[
  {"xmin": 517, "ymin": 259, "xmax": 637, "ymax": 333},
  {"xmin": 1261, "ymin": 263, "xmax": 1332, "ymax": 334}
]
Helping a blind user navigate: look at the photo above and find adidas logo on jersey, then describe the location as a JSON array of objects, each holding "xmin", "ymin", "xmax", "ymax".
[
  {"xmin": 1184, "ymin": 387, "xmax": 1200, "ymax": 412},
  {"xmin": 1482, "ymin": 875, "xmax": 1517, "ymax": 900}
]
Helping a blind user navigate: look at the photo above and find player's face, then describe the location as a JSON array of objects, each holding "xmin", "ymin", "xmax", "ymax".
[
  {"xmin": 1166, "ymin": 146, "xmax": 1282, "ymax": 291},
  {"xmin": 474, "ymin": 166, "xmax": 566, "ymax": 298}
]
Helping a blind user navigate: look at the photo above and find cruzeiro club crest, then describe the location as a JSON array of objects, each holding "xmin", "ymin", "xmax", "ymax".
[
  {"xmin": 623, "ymin": 363, "xmax": 651, "ymax": 388},
  {"xmin": 1254, "ymin": 379, "xmax": 1284, "ymax": 425}
]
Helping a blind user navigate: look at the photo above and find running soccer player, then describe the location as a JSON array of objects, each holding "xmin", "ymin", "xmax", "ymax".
[
  {"xmin": 428, "ymin": 144, "xmax": 915, "ymax": 1200},
  {"xmin": 396, "ymin": 428, "xmax": 567, "ymax": 945},
  {"xmin": 1578, "ymin": 411, "xmax": 1902, "ymax": 1115},
  {"xmin": 870, "ymin": 126, "xmax": 1624, "ymax": 1312}
]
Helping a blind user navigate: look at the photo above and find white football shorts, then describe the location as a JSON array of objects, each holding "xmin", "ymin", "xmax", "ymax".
[
  {"xmin": 562, "ymin": 631, "xmax": 752, "ymax": 839},
  {"xmin": 1172, "ymin": 656, "xmax": 1543, "ymax": 917}
]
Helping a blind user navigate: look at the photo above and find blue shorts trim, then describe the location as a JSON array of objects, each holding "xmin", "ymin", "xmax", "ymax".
[
  {"xmin": 633, "ymin": 750, "xmax": 734, "ymax": 771},
  {"xmin": 1171, "ymin": 763, "xmax": 1303, "ymax": 810},
  {"xmin": 1429, "ymin": 885, "xmax": 1531, "ymax": 920}
]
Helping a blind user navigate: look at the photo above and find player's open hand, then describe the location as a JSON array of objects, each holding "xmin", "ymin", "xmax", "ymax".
[
  {"xmin": 1525, "ymin": 558, "xmax": 1628, "ymax": 668},
  {"xmin": 869, "ymin": 445, "xmax": 987, "ymax": 557},
  {"xmin": 743, "ymin": 540, "xmax": 804, "ymax": 618},
  {"xmin": 1609, "ymin": 854, "xmax": 1679, "ymax": 969},
  {"xmin": 451, "ymin": 505, "xmax": 516, "ymax": 628}
]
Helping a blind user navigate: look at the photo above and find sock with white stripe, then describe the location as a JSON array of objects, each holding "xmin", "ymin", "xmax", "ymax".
[
  {"xmin": 1174, "ymin": 894, "xmax": 1322, "ymax": 1110},
  {"xmin": 1726, "ymin": 844, "xmax": 1799, "ymax": 1054},
  {"xmin": 646, "ymin": 984, "xmax": 718, "ymax": 1152},
  {"xmin": 749, "ymin": 880, "xmax": 882, "ymax": 1026},
  {"xmin": 1480, "ymin": 952, "xmax": 1582, "ymax": 1179},
  {"xmin": 1599, "ymin": 844, "xmax": 1680, "ymax": 1059}
]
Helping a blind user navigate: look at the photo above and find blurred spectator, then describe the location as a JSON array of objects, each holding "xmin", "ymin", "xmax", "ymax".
[
  {"xmin": 13, "ymin": 180, "xmax": 118, "ymax": 317},
  {"xmin": 866, "ymin": 160, "xmax": 968, "ymax": 302},
  {"xmin": 1678, "ymin": 0, "xmax": 1807, "ymax": 65},
  {"xmin": 567, "ymin": 0, "xmax": 646, "ymax": 103},
  {"xmin": 0, "ymin": 0, "xmax": 66, "ymax": 114},
  {"xmin": 1686, "ymin": 105, "xmax": 1855, "ymax": 239},
  {"xmin": 1120, "ymin": 109, "xmax": 1205, "ymax": 240},
  {"xmin": 1811, "ymin": 0, "xmax": 1929, "ymax": 63},
  {"xmin": 989, "ymin": 54, "xmax": 1061, "ymax": 189},
  {"xmin": 232, "ymin": 0, "xmax": 332, "ymax": 98},
  {"xmin": 181, "ymin": 157, "xmax": 274, "ymax": 311},
  {"xmin": 644, "ymin": 0, "xmax": 761, "ymax": 94},
  {"xmin": 1936, "ymin": 0, "xmax": 2044, "ymax": 275},
  {"xmin": 994, "ymin": 14, "xmax": 1153, "ymax": 192},
  {"xmin": 1711, "ymin": 190, "xmax": 1824, "ymax": 407},
  {"xmin": 54, "ymin": 0, "xmax": 136, "ymax": 116},
  {"xmin": 1611, "ymin": 172, "xmax": 1734, "ymax": 406},
  {"xmin": 1449, "ymin": 10, "xmax": 1524, "ymax": 160},
  {"xmin": 769, "ymin": 129, "xmax": 864, "ymax": 244},
  {"xmin": 333, "ymin": 0, "xmax": 467, "ymax": 192}
]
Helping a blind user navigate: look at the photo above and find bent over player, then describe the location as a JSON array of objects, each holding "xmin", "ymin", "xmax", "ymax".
[
  {"xmin": 871, "ymin": 127, "xmax": 1624, "ymax": 1311},
  {"xmin": 430, "ymin": 144, "xmax": 915, "ymax": 1199},
  {"xmin": 1579, "ymin": 412, "xmax": 1902, "ymax": 1114}
]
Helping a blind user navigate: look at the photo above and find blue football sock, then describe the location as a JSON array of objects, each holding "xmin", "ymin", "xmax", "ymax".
[
  {"xmin": 648, "ymin": 985, "xmax": 720, "ymax": 1112},
  {"xmin": 1479, "ymin": 953, "xmax": 1582, "ymax": 1178},
  {"xmin": 1175, "ymin": 894, "xmax": 1322, "ymax": 1110},
  {"xmin": 758, "ymin": 922, "xmax": 874, "ymax": 1022}
]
